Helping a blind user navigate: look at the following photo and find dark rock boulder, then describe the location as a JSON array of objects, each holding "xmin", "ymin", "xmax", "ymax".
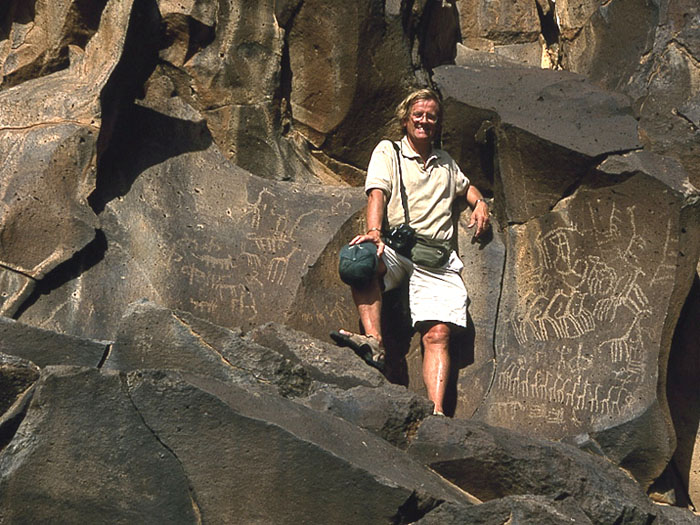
[
  {"xmin": 302, "ymin": 383, "xmax": 434, "ymax": 449},
  {"xmin": 0, "ymin": 366, "xmax": 197, "ymax": 524},
  {"xmin": 407, "ymin": 416, "xmax": 661, "ymax": 525},
  {"xmin": 434, "ymin": 62, "xmax": 641, "ymax": 215},
  {"xmin": 103, "ymin": 303, "xmax": 383, "ymax": 398},
  {"xmin": 0, "ymin": 317, "xmax": 107, "ymax": 369},
  {"xmin": 247, "ymin": 322, "xmax": 385, "ymax": 390},
  {"xmin": 416, "ymin": 495, "xmax": 595, "ymax": 524},
  {"xmin": 125, "ymin": 369, "xmax": 479, "ymax": 523}
]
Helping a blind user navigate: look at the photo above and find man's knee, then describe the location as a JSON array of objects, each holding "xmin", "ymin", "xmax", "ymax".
[{"xmin": 420, "ymin": 322, "xmax": 451, "ymax": 347}]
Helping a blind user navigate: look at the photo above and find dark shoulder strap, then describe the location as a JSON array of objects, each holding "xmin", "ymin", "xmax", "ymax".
[{"xmin": 390, "ymin": 141, "xmax": 410, "ymax": 224}]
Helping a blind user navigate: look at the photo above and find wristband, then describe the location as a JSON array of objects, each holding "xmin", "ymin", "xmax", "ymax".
[
  {"xmin": 475, "ymin": 198, "xmax": 487, "ymax": 207},
  {"xmin": 367, "ymin": 227, "xmax": 381, "ymax": 234}
]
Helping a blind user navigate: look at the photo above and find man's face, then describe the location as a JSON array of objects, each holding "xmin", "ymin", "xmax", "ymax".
[{"xmin": 403, "ymin": 98, "xmax": 439, "ymax": 146}]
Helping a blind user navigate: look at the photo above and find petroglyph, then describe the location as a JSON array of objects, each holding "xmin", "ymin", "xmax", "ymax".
[
  {"xmin": 495, "ymin": 355, "xmax": 638, "ymax": 418},
  {"xmin": 493, "ymin": 194, "xmax": 676, "ymax": 431}
]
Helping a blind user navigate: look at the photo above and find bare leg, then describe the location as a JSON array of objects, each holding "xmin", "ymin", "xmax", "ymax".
[
  {"xmin": 350, "ymin": 277, "xmax": 383, "ymax": 346},
  {"xmin": 420, "ymin": 322, "xmax": 451, "ymax": 415}
]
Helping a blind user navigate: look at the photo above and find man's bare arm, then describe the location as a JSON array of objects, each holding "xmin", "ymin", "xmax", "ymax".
[
  {"xmin": 349, "ymin": 189, "xmax": 386, "ymax": 256},
  {"xmin": 466, "ymin": 185, "xmax": 490, "ymax": 239}
]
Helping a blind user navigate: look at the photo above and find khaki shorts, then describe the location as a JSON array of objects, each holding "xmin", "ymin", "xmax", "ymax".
[{"xmin": 382, "ymin": 245, "xmax": 468, "ymax": 328}]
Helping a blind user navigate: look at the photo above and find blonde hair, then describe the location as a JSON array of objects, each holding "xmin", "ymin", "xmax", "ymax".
[{"xmin": 394, "ymin": 88, "xmax": 442, "ymax": 126}]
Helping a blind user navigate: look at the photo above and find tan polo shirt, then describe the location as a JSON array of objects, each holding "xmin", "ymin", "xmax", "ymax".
[{"xmin": 365, "ymin": 137, "xmax": 470, "ymax": 240}]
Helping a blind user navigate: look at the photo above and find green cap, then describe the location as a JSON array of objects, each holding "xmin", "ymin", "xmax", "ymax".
[{"xmin": 338, "ymin": 242, "xmax": 378, "ymax": 286}]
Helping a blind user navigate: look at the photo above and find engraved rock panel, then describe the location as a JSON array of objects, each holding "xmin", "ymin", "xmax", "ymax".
[
  {"xmin": 18, "ymin": 129, "xmax": 366, "ymax": 339},
  {"xmin": 477, "ymin": 159, "xmax": 700, "ymax": 486}
]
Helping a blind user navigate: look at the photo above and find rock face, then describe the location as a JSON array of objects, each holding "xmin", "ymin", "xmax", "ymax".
[
  {"xmin": 1, "ymin": 0, "xmax": 699, "ymax": 518},
  {"xmin": 0, "ymin": 0, "xmax": 134, "ymax": 316}
]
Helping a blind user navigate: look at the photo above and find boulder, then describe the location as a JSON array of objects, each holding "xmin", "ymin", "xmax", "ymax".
[
  {"xmin": 0, "ymin": 0, "xmax": 108, "ymax": 87},
  {"xmin": 0, "ymin": 366, "xmax": 197, "ymax": 523},
  {"xmin": 104, "ymin": 304, "xmax": 385, "ymax": 397},
  {"xmin": 407, "ymin": 416, "xmax": 661, "ymax": 525},
  {"xmin": 125, "ymin": 369, "xmax": 479, "ymax": 523},
  {"xmin": 246, "ymin": 322, "xmax": 386, "ymax": 390},
  {"xmin": 0, "ymin": 354, "xmax": 39, "ymax": 427},
  {"xmin": 301, "ymin": 383, "xmax": 434, "ymax": 449},
  {"xmin": 476, "ymin": 150, "xmax": 700, "ymax": 486},
  {"xmin": 103, "ymin": 300, "xmax": 311, "ymax": 397},
  {"xmin": 17, "ymin": 131, "xmax": 366, "ymax": 339},
  {"xmin": 0, "ymin": 316, "xmax": 107, "ymax": 369},
  {"xmin": 558, "ymin": 0, "xmax": 700, "ymax": 186},
  {"xmin": 455, "ymin": 0, "xmax": 543, "ymax": 67},
  {"xmin": 416, "ymin": 495, "xmax": 595, "ymax": 524},
  {"xmin": 286, "ymin": 0, "xmax": 424, "ymax": 172},
  {"xmin": 0, "ymin": 0, "xmax": 134, "ymax": 316},
  {"xmin": 433, "ymin": 62, "xmax": 641, "ymax": 209}
]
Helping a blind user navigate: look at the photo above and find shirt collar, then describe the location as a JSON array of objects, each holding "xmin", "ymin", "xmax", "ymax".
[{"xmin": 400, "ymin": 136, "xmax": 440, "ymax": 166}]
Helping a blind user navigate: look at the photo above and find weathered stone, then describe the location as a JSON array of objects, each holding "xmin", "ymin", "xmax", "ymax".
[
  {"xmin": 0, "ymin": 366, "xmax": 197, "ymax": 523},
  {"xmin": 0, "ymin": 0, "xmax": 108, "ymax": 88},
  {"xmin": 0, "ymin": 0, "xmax": 134, "ymax": 315},
  {"xmin": 419, "ymin": 0, "xmax": 461, "ymax": 70},
  {"xmin": 668, "ymin": 275, "xmax": 700, "ymax": 509},
  {"xmin": 654, "ymin": 505, "xmax": 700, "ymax": 525},
  {"xmin": 555, "ymin": 0, "xmax": 606, "ymax": 39},
  {"xmin": 476, "ymin": 152, "xmax": 700, "ymax": 486},
  {"xmin": 560, "ymin": 0, "xmax": 700, "ymax": 186},
  {"xmin": 301, "ymin": 383, "xmax": 433, "ymax": 449},
  {"xmin": 126, "ymin": 369, "xmax": 479, "ymax": 523},
  {"xmin": 416, "ymin": 495, "xmax": 595, "ymax": 525},
  {"xmin": 456, "ymin": 0, "xmax": 541, "ymax": 44},
  {"xmin": 559, "ymin": 0, "xmax": 658, "ymax": 92},
  {"xmin": 287, "ymin": 0, "xmax": 423, "ymax": 172},
  {"xmin": 407, "ymin": 417, "xmax": 660, "ymax": 525},
  {"xmin": 0, "ymin": 269, "xmax": 34, "ymax": 317},
  {"xmin": 433, "ymin": 62, "xmax": 640, "ymax": 206},
  {"xmin": 0, "ymin": 353, "xmax": 39, "ymax": 422},
  {"xmin": 103, "ymin": 300, "xmax": 311, "ymax": 397},
  {"xmin": 17, "ymin": 130, "xmax": 366, "ymax": 338},
  {"xmin": 0, "ymin": 316, "xmax": 107, "ymax": 369},
  {"xmin": 247, "ymin": 322, "xmax": 386, "ymax": 390}
]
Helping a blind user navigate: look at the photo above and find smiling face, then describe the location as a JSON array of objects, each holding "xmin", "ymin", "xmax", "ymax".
[{"xmin": 403, "ymin": 98, "xmax": 439, "ymax": 153}]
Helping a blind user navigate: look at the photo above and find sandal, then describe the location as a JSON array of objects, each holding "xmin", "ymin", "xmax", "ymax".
[{"xmin": 330, "ymin": 330, "xmax": 386, "ymax": 372}]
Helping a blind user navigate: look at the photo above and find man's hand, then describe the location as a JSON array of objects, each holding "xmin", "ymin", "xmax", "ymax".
[
  {"xmin": 468, "ymin": 200, "xmax": 490, "ymax": 239},
  {"xmin": 350, "ymin": 229, "xmax": 385, "ymax": 257}
]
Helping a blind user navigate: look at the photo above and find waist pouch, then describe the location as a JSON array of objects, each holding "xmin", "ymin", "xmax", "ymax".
[
  {"xmin": 411, "ymin": 236, "xmax": 452, "ymax": 268},
  {"xmin": 384, "ymin": 226, "xmax": 451, "ymax": 268}
]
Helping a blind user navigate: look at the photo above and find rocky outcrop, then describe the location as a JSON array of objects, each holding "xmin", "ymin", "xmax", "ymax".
[
  {"xmin": 0, "ymin": 314, "xmax": 697, "ymax": 523},
  {"xmin": 0, "ymin": 0, "xmax": 134, "ymax": 317},
  {"xmin": 1, "ymin": 0, "xmax": 699, "ymax": 518}
]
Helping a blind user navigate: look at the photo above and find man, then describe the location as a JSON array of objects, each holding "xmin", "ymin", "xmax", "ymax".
[{"xmin": 332, "ymin": 88, "xmax": 490, "ymax": 416}]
